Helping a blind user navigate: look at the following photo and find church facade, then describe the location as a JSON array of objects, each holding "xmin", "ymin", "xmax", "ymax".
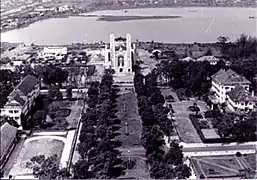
[{"xmin": 104, "ymin": 34, "xmax": 136, "ymax": 79}]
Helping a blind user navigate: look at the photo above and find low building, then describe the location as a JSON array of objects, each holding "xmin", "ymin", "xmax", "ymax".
[
  {"xmin": 0, "ymin": 75, "xmax": 40, "ymax": 128},
  {"xmin": 196, "ymin": 55, "xmax": 221, "ymax": 65},
  {"xmin": 227, "ymin": 85, "xmax": 257, "ymax": 112},
  {"xmin": 40, "ymin": 46, "xmax": 68, "ymax": 60},
  {"xmin": 211, "ymin": 69, "xmax": 251, "ymax": 103},
  {"xmin": 0, "ymin": 122, "xmax": 18, "ymax": 169}
]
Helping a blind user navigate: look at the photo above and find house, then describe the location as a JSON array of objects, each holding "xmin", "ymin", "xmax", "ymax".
[
  {"xmin": 0, "ymin": 75, "xmax": 40, "ymax": 128},
  {"xmin": 196, "ymin": 55, "xmax": 221, "ymax": 65},
  {"xmin": 227, "ymin": 85, "xmax": 257, "ymax": 112},
  {"xmin": 40, "ymin": 46, "xmax": 68, "ymax": 60},
  {"xmin": 0, "ymin": 122, "xmax": 18, "ymax": 169},
  {"xmin": 211, "ymin": 69, "xmax": 251, "ymax": 103}
]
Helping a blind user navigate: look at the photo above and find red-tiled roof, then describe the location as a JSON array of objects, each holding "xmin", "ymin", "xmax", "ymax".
[{"xmin": 212, "ymin": 69, "xmax": 251, "ymax": 85}]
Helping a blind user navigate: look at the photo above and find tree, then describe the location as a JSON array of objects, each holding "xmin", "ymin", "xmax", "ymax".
[
  {"xmin": 33, "ymin": 110, "xmax": 46, "ymax": 126},
  {"xmin": 26, "ymin": 154, "xmax": 61, "ymax": 179},
  {"xmin": 165, "ymin": 140, "xmax": 183, "ymax": 166},
  {"xmin": 174, "ymin": 164, "xmax": 191, "ymax": 179},
  {"xmin": 66, "ymin": 86, "xmax": 73, "ymax": 100},
  {"xmin": 48, "ymin": 85, "xmax": 63, "ymax": 101}
]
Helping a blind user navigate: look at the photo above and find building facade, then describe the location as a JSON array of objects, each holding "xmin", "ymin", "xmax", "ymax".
[
  {"xmin": 104, "ymin": 34, "xmax": 135, "ymax": 74},
  {"xmin": 211, "ymin": 69, "xmax": 251, "ymax": 103},
  {"xmin": 40, "ymin": 46, "xmax": 68, "ymax": 60},
  {"xmin": 0, "ymin": 75, "xmax": 40, "ymax": 128},
  {"xmin": 227, "ymin": 85, "xmax": 257, "ymax": 112}
]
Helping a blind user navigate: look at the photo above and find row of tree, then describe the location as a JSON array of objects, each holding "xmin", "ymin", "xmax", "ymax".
[
  {"xmin": 155, "ymin": 59, "xmax": 226, "ymax": 98},
  {"xmin": 134, "ymin": 65, "xmax": 191, "ymax": 179},
  {"xmin": 73, "ymin": 70, "xmax": 125, "ymax": 179}
]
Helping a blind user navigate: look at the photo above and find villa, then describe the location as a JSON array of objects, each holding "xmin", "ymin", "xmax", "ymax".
[
  {"xmin": 0, "ymin": 75, "xmax": 40, "ymax": 129},
  {"xmin": 211, "ymin": 69, "xmax": 251, "ymax": 104}
]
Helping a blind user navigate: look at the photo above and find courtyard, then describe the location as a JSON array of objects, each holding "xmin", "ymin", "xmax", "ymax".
[
  {"xmin": 191, "ymin": 154, "xmax": 257, "ymax": 179},
  {"xmin": 171, "ymin": 100, "xmax": 208, "ymax": 143}
]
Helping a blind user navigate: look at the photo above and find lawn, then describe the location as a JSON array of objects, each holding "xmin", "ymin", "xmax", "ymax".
[
  {"xmin": 9, "ymin": 139, "xmax": 64, "ymax": 177},
  {"xmin": 116, "ymin": 88, "xmax": 142, "ymax": 148},
  {"xmin": 172, "ymin": 101, "xmax": 203, "ymax": 143},
  {"xmin": 191, "ymin": 154, "xmax": 257, "ymax": 179}
]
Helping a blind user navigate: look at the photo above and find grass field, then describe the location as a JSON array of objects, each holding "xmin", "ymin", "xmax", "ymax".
[
  {"xmin": 172, "ymin": 100, "xmax": 204, "ymax": 143},
  {"xmin": 191, "ymin": 154, "xmax": 257, "ymax": 179},
  {"xmin": 9, "ymin": 139, "xmax": 64, "ymax": 177},
  {"xmin": 116, "ymin": 88, "xmax": 142, "ymax": 148}
]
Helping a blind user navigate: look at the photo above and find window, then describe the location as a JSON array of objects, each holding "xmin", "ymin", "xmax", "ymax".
[
  {"xmin": 241, "ymin": 102, "xmax": 244, "ymax": 106},
  {"xmin": 119, "ymin": 68, "xmax": 123, "ymax": 72},
  {"xmin": 14, "ymin": 110, "xmax": 19, "ymax": 113},
  {"xmin": 225, "ymin": 87, "xmax": 229, "ymax": 89},
  {"xmin": 128, "ymin": 69, "xmax": 131, "ymax": 72},
  {"xmin": 9, "ymin": 110, "xmax": 13, "ymax": 113}
]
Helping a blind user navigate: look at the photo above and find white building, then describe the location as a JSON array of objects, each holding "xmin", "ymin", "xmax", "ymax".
[
  {"xmin": 41, "ymin": 46, "xmax": 68, "ymax": 60},
  {"xmin": 211, "ymin": 69, "xmax": 251, "ymax": 103},
  {"xmin": 104, "ymin": 34, "xmax": 135, "ymax": 85},
  {"xmin": 227, "ymin": 85, "xmax": 257, "ymax": 112},
  {"xmin": 0, "ymin": 75, "xmax": 40, "ymax": 129}
]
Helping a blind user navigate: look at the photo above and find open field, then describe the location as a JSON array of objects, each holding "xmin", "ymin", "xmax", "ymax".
[
  {"xmin": 116, "ymin": 88, "xmax": 142, "ymax": 148},
  {"xmin": 172, "ymin": 100, "xmax": 207, "ymax": 143},
  {"xmin": 9, "ymin": 139, "xmax": 64, "ymax": 177},
  {"xmin": 191, "ymin": 154, "xmax": 257, "ymax": 179}
]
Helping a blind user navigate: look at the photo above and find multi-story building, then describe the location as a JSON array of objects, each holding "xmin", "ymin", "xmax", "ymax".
[
  {"xmin": 211, "ymin": 69, "xmax": 251, "ymax": 103},
  {"xmin": 227, "ymin": 85, "xmax": 257, "ymax": 112},
  {"xmin": 0, "ymin": 75, "xmax": 40, "ymax": 128}
]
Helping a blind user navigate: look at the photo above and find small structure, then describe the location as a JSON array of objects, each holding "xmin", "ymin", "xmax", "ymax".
[
  {"xmin": 0, "ymin": 122, "xmax": 18, "ymax": 169},
  {"xmin": 0, "ymin": 75, "xmax": 40, "ymax": 128},
  {"xmin": 41, "ymin": 46, "xmax": 68, "ymax": 60},
  {"xmin": 211, "ymin": 69, "xmax": 251, "ymax": 103},
  {"xmin": 196, "ymin": 56, "xmax": 220, "ymax": 65},
  {"xmin": 227, "ymin": 85, "xmax": 257, "ymax": 112}
]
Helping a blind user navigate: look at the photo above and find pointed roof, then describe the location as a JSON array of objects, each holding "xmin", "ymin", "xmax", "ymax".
[
  {"xmin": 227, "ymin": 85, "xmax": 257, "ymax": 102},
  {"xmin": 211, "ymin": 69, "xmax": 251, "ymax": 85},
  {"xmin": 0, "ymin": 122, "xmax": 17, "ymax": 160}
]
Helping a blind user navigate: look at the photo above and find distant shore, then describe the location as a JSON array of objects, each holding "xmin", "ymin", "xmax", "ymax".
[{"xmin": 75, "ymin": 14, "xmax": 182, "ymax": 21}]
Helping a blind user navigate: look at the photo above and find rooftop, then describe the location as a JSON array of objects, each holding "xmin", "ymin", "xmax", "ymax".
[
  {"xmin": 0, "ymin": 122, "xmax": 17, "ymax": 160},
  {"xmin": 211, "ymin": 69, "xmax": 251, "ymax": 85},
  {"xmin": 227, "ymin": 85, "xmax": 257, "ymax": 102}
]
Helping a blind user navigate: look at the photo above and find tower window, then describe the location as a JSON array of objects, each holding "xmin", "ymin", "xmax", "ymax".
[
  {"xmin": 128, "ymin": 69, "xmax": 131, "ymax": 72},
  {"xmin": 120, "ymin": 68, "xmax": 123, "ymax": 72},
  {"xmin": 108, "ymin": 52, "xmax": 111, "ymax": 61}
]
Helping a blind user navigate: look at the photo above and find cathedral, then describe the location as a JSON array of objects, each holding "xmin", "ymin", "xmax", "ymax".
[{"xmin": 104, "ymin": 34, "xmax": 135, "ymax": 85}]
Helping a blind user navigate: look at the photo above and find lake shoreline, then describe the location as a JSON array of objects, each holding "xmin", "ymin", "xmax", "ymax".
[{"xmin": 1, "ymin": 5, "xmax": 256, "ymax": 33}]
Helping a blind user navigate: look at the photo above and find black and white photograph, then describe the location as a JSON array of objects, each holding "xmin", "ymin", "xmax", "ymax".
[{"xmin": 0, "ymin": 0, "xmax": 256, "ymax": 179}]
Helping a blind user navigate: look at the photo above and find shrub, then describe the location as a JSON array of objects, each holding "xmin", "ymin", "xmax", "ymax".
[{"xmin": 236, "ymin": 152, "xmax": 242, "ymax": 157}]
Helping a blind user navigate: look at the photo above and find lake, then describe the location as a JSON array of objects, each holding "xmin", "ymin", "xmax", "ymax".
[{"xmin": 1, "ymin": 7, "xmax": 256, "ymax": 45}]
